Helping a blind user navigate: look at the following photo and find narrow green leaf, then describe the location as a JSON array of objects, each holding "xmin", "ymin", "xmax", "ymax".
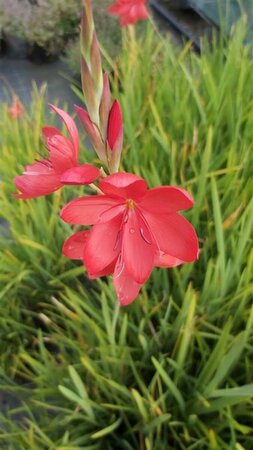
[
  {"xmin": 152, "ymin": 357, "xmax": 185, "ymax": 413},
  {"xmin": 91, "ymin": 417, "xmax": 122, "ymax": 439}
]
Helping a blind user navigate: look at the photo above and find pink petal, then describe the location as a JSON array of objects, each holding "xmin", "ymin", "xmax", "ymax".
[
  {"xmin": 113, "ymin": 255, "xmax": 142, "ymax": 306},
  {"xmin": 122, "ymin": 209, "xmax": 155, "ymax": 284},
  {"xmin": 49, "ymin": 104, "xmax": 79, "ymax": 160},
  {"xmin": 108, "ymin": 2, "xmax": 141, "ymax": 16},
  {"xmin": 139, "ymin": 186, "xmax": 194, "ymax": 214},
  {"xmin": 14, "ymin": 173, "xmax": 61, "ymax": 199},
  {"xmin": 46, "ymin": 134, "xmax": 76, "ymax": 173},
  {"xmin": 99, "ymin": 172, "xmax": 147, "ymax": 199},
  {"xmin": 130, "ymin": 4, "xmax": 148, "ymax": 21},
  {"xmin": 75, "ymin": 105, "xmax": 107, "ymax": 163},
  {"xmin": 154, "ymin": 251, "xmax": 183, "ymax": 268},
  {"xmin": 24, "ymin": 160, "xmax": 53, "ymax": 175},
  {"xmin": 60, "ymin": 195, "xmax": 121, "ymax": 225},
  {"xmin": 75, "ymin": 106, "xmax": 104, "ymax": 148},
  {"xmin": 60, "ymin": 164, "xmax": 100, "ymax": 185},
  {"xmin": 108, "ymin": 3, "xmax": 122, "ymax": 14},
  {"xmin": 89, "ymin": 260, "xmax": 116, "ymax": 278},
  {"xmin": 108, "ymin": 1, "xmax": 148, "ymax": 26},
  {"xmin": 142, "ymin": 211, "xmax": 199, "ymax": 262},
  {"xmin": 107, "ymin": 100, "xmax": 123, "ymax": 151},
  {"xmin": 62, "ymin": 230, "xmax": 90, "ymax": 260},
  {"xmin": 42, "ymin": 126, "xmax": 62, "ymax": 141},
  {"xmin": 8, "ymin": 98, "xmax": 24, "ymax": 119},
  {"xmin": 83, "ymin": 214, "xmax": 122, "ymax": 276},
  {"xmin": 98, "ymin": 204, "xmax": 126, "ymax": 223},
  {"xmin": 74, "ymin": 106, "xmax": 93, "ymax": 132}
]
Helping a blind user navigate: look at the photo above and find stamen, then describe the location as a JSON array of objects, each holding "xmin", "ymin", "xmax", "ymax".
[
  {"xmin": 114, "ymin": 254, "xmax": 124, "ymax": 279},
  {"xmin": 113, "ymin": 231, "xmax": 121, "ymax": 251},
  {"xmin": 139, "ymin": 227, "xmax": 152, "ymax": 245},
  {"xmin": 126, "ymin": 199, "xmax": 136, "ymax": 209}
]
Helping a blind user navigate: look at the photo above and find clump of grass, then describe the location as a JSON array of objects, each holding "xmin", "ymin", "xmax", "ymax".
[
  {"xmin": 0, "ymin": 85, "xmax": 94, "ymax": 368},
  {"xmin": 0, "ymin": 22, "xmax": 253, "ymax": 450}
]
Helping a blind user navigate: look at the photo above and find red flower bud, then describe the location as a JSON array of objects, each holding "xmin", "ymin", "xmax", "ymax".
[{"xmin": 107, "ymin": 100, "xmax": 123, "ymax": 151}]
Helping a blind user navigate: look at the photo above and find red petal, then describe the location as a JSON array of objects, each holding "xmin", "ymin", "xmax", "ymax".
[
  {"xmin": 130, "ymin": 4, "xmax": 148, "ymax": 21},
  {"xmin": 60, "ymin": 164, "xmax": 100, "ymax": 185},
  {"xmin": 107, "ymin": 100, "xmax": 123, "ymax": 151},
  {"xmin": 98, "ymin": 204, "xmax": 125, "ymax": 223},
  {"xmin": 83, "ymin": 214, "xmax": 122, "ymax": 276},
  {"xmin": 89, "ymin": 260, "xmax": 116, "ymax": 278},
  {"xmin": 113, "ymin": 255, "xmax": 142, "ymax": 306},
  {"xmin": 108, "ymin": 3, "xmax": 122, "ymax": 14},
  {"xmin": 108, "ymin": 1, "xmax": 148, "ymax": 25},
  {"xmin": 139, "ymin": 186, "xmax": 194, "ymax": 214},
  {"xmin": 49, "ymin": 104, "xmax": 79, "ymax": 160},
  {"xmin": 154, "ymin": 251, "xmax": 183, "ymax": 268},
  {"xmin": 99, "ymin": 172, "xmax": 147, "ymax": 199},
  {"xmin": 42, "ymin": 126, "xmax": 62, "ymax": 141},
  {"xmin": 75, "ymin": 106, "xmax": 93, "ymax": 131},
  {"xmin": 24, "ymin": 160, "xmax": 53, "ymax": 175},
  {"xmin": 8, "ymin": 98, "xmax": 24, "ymax": 119},
  {"xmin": 122, "ymin": 209, "xmax": 155, "ymax": 284},
  {"xmin": 14, "ymin": 173, "xmax": 61, "ymax": 199},
  {"xmin": 47, "ymin": 134, "xmax": 76, "ymax": 173},
  {"xmin": 142, "ymin": 211, "xmax": 199, "ymax": 262},
  {"xmin": 75, "ymin": 105, "xmax": 107, "ymax": 163},
  {"xmin": 60, "ymin": 195, "xmax": 121, "ymax": 225},
  {"xmin": 62, "ymin": 230, "xmax": 90, "ymax": 260},
  {"xmin": 75, "ymin": 106, "xmax": 103, "ymax": 146}
]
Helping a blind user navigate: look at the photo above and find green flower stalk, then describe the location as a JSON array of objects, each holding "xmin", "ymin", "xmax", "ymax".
[
  {"xmin": 81, "ymin": 0, "xmax": 103, "ymax": 122},
  {"xmin": 78, "ymin": 0, "xmax": 123, "ymax": 172}
]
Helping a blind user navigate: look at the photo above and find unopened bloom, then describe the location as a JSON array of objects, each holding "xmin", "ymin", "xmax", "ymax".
[
  {"xmin": 61, "ymin": 172, "xmax": 199, "ymax": 306},
  {"xmin": 8, "ymin": 97, "xmax": 24, "ymax": 120},
  {"xmin": 108, "ymin": 0, "xmax": 148, "ymax": 26},
  {"xmin": 76, "ymin": 99, "xmax": 123, "ymax": 172},
  {"xmin": 107, "ymin": 101, "xmax": 123, "ymax": 151},
  {"xmin": 14, "ymin": 105, "xmax": 100, "ymax": 199}
]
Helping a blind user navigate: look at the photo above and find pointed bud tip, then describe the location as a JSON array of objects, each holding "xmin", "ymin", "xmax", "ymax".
[{"xmin": 107, "ymin": 100, "xmax": 123, "ymax": 151}]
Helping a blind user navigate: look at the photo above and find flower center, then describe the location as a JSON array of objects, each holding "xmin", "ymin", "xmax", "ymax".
[{"xmin": 126, "ymin": 199, "xmax": 136, "ymax": 209}]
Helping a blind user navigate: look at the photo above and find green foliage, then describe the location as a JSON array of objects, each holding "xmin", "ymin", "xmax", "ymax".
[{"xmin": 0, "ymin": 23, "xmax": 253, "ymax": 450}]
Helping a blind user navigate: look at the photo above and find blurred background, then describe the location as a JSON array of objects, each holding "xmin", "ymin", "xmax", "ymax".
[
  {"xmin": 0, "ymin": 0, "xmax": 251, "ymax": 107},
  {"xmin": 0, "ymin": 0, "xmax": 120, "ymax": 106}
]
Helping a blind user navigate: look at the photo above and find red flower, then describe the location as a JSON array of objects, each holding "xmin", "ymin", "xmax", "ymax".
[
  {"xmin": 14, "ymin": 105, "xmax": 100, "ymax": 199},
  {"xmin": 61, "ymin": 172, "xmax": 199, "ymax": 306},
  {"xmin": 8, "ymin": 97, "xmax": 24, "ymax": 120},
  {"xmin": 108, "ymin": 0, "xmax": 148, "ymax": 26}
]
